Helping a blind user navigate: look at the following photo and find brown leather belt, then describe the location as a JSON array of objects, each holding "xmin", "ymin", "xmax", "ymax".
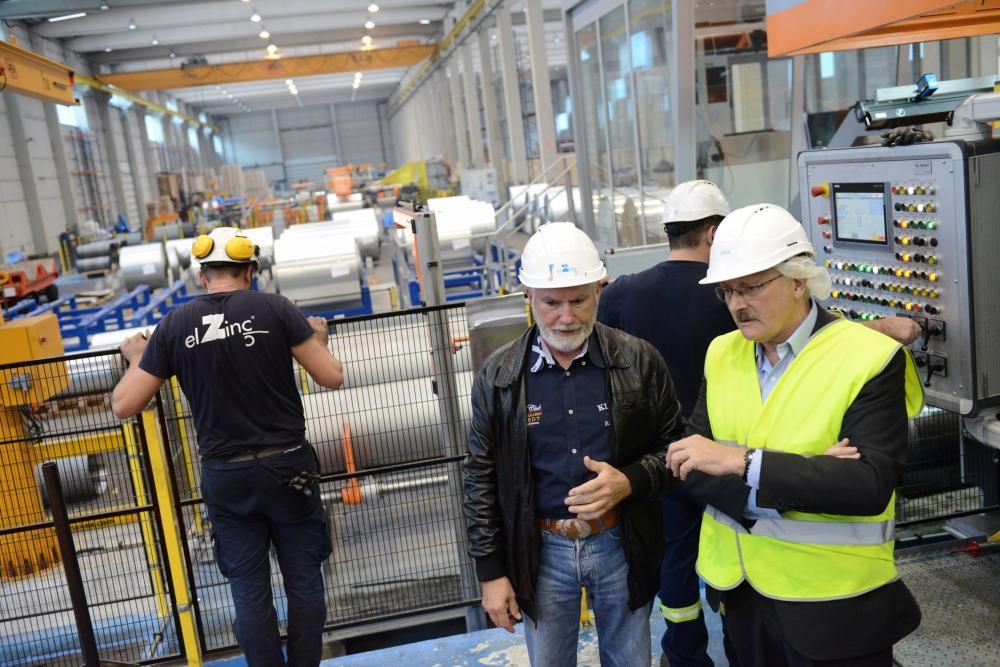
[
  {"xmin": 539, "ymin": 509, "xmax": 619, "ymax": 540},
  {"xmin": 226, "ymin": 444, "xmax": 302, "ymax": 463}
]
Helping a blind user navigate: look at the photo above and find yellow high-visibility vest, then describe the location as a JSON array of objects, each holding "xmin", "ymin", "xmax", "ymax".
[{"xmin": 697, "ymin": 318, "xmax": 923, "ymax": 601}]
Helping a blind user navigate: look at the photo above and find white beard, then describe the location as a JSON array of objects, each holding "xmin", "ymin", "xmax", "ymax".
[{"xmin": 538, "ymin": 319, "xmax": 594, "ymax": 354}]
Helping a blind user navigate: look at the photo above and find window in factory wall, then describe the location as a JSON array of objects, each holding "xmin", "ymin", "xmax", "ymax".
[
  {"xmin": 188, "ymin": 126, "xmax": 200, "ymax": 153},
  {"xmin": 145, "ymin": 114, "xmax": 165, "ymax": 144},
  {"xmin": 57, "ymin": 103, "xmax": 89, "ymax": 130}
]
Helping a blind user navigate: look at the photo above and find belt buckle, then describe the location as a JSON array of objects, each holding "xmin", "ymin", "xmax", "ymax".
[{"xmin": 557, "ymin": 518, "xmax": 592, "ymax": 540}]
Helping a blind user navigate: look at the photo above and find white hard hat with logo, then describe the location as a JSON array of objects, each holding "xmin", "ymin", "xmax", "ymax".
[
  {"xmin": 662, "ymin": 180, "xmax": 731, "ymax": 225},
  {"xmin": 518, "ymin": 222, "xmax": 607, "ymax": 288},
  {"xmin": 700, "ymin": 203, "xmax": 814, "ymax": 284},
  {"xmin": 191, "ymin": 226, "xmax": 260, "ymax": 266}
]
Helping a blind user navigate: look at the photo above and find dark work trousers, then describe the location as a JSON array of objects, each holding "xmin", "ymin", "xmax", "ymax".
[
  {"xmin": 658, "ymin": 492, "xmax": 713, "ymax": 666},
  {"xmin": 201, "ymin": 443, "xmax": 332, "ymax": 667},
  {"xmin": 721, "ymin": 582, "xmax": 893, "ymax": 667}
]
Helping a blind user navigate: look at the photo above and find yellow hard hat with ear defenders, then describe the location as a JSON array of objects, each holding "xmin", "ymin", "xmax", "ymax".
[{"xmin": 191, "ymin": 227, "xmax": 259, "ymax": 265}]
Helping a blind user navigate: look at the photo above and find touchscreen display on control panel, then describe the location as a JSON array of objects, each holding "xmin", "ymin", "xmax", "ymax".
[{"xmin": 831, "ymin": 182, "xmax": 888, "ymax": 245}]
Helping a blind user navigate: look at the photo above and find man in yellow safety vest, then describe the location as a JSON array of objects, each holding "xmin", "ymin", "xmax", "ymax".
[{"xmin": 667, "ymin": 203, "xmax": 924, "ymax": 667}]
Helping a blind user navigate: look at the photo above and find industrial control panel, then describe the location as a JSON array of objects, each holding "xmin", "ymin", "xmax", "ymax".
[{"xmin": 799, "ymin": 141, "xmax": 1000, "ymax": 415}]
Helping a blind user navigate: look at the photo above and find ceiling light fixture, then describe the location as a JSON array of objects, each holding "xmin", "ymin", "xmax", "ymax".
[
  {"xmin": 368, "ymin": 3, "xmax": 379, "ymax": 13},
  {"xmin": 354, "ymin": 71, "xmax": 362, "ymax": 78},
  {"xmin": 365, "ymin": 20, "xmax": 375, "ymax": 29},
  {"xmin": 100, "ymin": 2, "xmax": 110, "ymax": 10},
  {"xmin": 290, "ymin": 89, "xmax": 298, "ymax": 95},
  {"xmin": 419, "ymin": 19, "xmax": 430, "ymax": 25},
  {"xmin": 48, "ymin": 12, "xmax": 87, "ymax": 22},
  {"xmin": 105, "ymin": 47, "xmax": 113, "ymax": 52},
  {"xmin": 361, "ymin": 35, "xmax": 372, "ymax": 45},
  {"xmin": 285, "ymin": 79, "xmax": 293, "ymax": 85},
  {"xmin": 151, "ymin": 35, "xmax": 159, "ymax": 45},
  {"xmin": 128, "ymin": 17, "xmax": 136, "ymax": 30},
  {"xmin": 169, "ymin": 50, "xmax": 177, "ymax": 59},
  {"xmin": 258, "ymin": 29, "xmax": 270, "ymax": 39},
  {"xmin": 250, "ymin": 11, "xmax": 262, "ymax": 23},
  {"xmin": 352, "ymin": 81, "xmax": 360, "ymax": 89},
  {"xmin": 266, "ymin": 43, "xmax": 278, "ymax": 53}
]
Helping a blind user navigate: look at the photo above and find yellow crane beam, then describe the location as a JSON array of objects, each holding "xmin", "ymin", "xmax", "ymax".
[
  {"xmin": 0, "ymin": 36, "xmax": 76, "ymax": 105},
  {"xmin": 99, "ymin": 44, "xmax": 437, "ymax": 92}
]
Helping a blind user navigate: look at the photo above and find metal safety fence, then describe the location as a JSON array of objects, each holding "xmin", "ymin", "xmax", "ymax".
[{"xmin": 2, "ymin": 300, "xmax": 998, "ymax": 665}]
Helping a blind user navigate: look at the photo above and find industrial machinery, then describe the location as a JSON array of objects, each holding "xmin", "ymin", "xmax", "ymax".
[
  {"xmin": 369, "ymin": 158, "xmax": 451, "ymax": 206},
  {"xmin": 390, "ymin": 196, "xmax": 502, "ymax": 307},
  {"xmin": 0, "ymin": 309, "xmax": 68, "ymax": 578},
  {"xmin": 798, "ymin": 99, "xmax": 1000, "ymax": 416},
  {"xmin": 0, "ymin": 256, "xmax": 60, "ymax": 305}
]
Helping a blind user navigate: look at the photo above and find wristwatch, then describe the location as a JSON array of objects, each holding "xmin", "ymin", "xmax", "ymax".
[{"xmin": 742, "ymin": 448, "xmax": 756, "ymax": 483}]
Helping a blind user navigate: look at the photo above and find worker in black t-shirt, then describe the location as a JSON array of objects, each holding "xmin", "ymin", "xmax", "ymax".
[
  {"xmin": 598, "ymin": 180, "xmax": 734, "ymax": 667},
  {"xmin": 112, "ymin": 226, "xmax": 343, "ymax": 667}
]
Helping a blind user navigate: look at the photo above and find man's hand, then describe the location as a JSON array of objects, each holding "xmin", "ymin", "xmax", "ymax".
[
  {"xmin": 481, "ymin": 577, "xmax": 521, "ymax": 632},
  {"xmin": 307, "ymin": 316, "xmax": 329, "ymax": 347},
  {"xmin": 565, "ymin": 456, "xmax": 631, "ymax": 520},
  {"xmin": 865, "ymin": 316, "xmax": 921, "ymax": 345},
  {"xmin": 119, "ymin": 330, "xmax": 150, "ymax": 365},
  {"xmin": 667, "ymin": 435, "xmax": 744, "ymax": 480},
  {"xmin": 824, "ymin": 437, "xmax": 860, "ymax": 460}
]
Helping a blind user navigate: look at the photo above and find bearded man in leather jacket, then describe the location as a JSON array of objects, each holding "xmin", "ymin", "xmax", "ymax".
[{"xmin": 463, "ymin": 223, "xmax": 684, "ymax": 667}]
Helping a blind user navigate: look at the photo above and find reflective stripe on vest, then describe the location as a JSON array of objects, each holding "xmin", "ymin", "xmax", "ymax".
[
  {"xmin": 697, "ymin": 318, "xmax": 922, "ymax": 601},
  {"xmin": 705, "ymin": 505, "xmax": 895, "ymax": 546}
]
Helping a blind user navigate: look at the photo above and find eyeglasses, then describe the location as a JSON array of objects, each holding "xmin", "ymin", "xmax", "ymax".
[{"xmin": 714, "ymin": 274, "xmax": 782, "ymax": 303}]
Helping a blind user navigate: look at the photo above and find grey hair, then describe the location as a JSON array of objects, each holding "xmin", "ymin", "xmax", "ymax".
[{"xmin": 775, "ymin": 254, "xmax": 831, "ymax": 299}]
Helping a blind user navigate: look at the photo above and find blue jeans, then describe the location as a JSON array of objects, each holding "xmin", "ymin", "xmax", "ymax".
[
  {"xmin": 201, "ymin": 443, "xmax": 332, "ymax": 667},
  {"xmin": 524, "ymin": 525, "xmax": 652, "ymax": 667}
]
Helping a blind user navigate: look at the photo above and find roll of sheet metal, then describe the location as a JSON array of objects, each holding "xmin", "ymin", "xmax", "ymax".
[
  {"xmin": 76, "ymin": 256, "xmax": 113, "ymax": 272},
  {"xmin": 427, "ymin": 196, "xmax": 496, "ymax": 253},
  {"xmin": 274, "ymin": 227, "xmax": 362, "ymax": 306},
  {"xmin": 88, "ymin": 325, "xmax": 158, "ymax": 351},
  {"xmin": 119, "ymin": 243, "xmax": 169, "ymax": 290},
  {"xmin": 35, "ymin": 455, "xmax": 107, "ymax": 505},
  {"xmin": 305, "ymin": 372, "xmax": 473, "ymax": 473},
  {"xmin": 274, "ymin": 257, "xmax": 361, "ymax": 306},
  {"xmin": 56, "ymin": 355, "xmax": 125, "ymax": 397},
  {"xmin": 150, "ymin": 223, "xmax": 183, "ymax": 241},
  {"xmin": 299, "ymin": 319, "xmax": 471, "ymax": 392},
  {"xmin": 330, "ymin": 209, "xmax": 381, "ymax": 260},
  {"xmin": 117, "ymin": 232, "xmax": 144, "ymax": 246},
  {"xmin": 75, "ymin": 240, "xmax": 118, "ymax": 259}
]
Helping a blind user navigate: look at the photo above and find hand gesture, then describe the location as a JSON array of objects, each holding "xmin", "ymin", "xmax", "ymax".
[
  {"xmin": 565, "ymin": 456, "xmax": 631, "ymax": 520},
  {"xmin": 666, "ymin": 435, "xmax": 744, "ymax": 480}
]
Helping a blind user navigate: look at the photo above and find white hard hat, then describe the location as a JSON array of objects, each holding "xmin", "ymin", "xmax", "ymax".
[
  {"xmin": 518, "ymin": 222, "xmax": 607, "ymax": 289},
  {"xmin": 700, "ymin": 204, "xmax": 814, "ymax": 284},
  {"xmin": 191, "ymin": 226, "xmax": 259, "ymax": 266},
  {"xmin": 662, "ymin": 180, "xmax": 730, "ymax": 225}
]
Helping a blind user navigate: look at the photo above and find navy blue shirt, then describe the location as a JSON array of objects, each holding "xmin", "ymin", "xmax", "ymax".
[
  {"xmin": 598, "ymin": 260, "xmax": 735, "ymax": 418},
  {"xmin": 139, "ymin": 290, "xmax": 315, "ymax": 460},
  {"xmin": 525, "ymin": 332, "xmax": 611, "ymax": 519}
]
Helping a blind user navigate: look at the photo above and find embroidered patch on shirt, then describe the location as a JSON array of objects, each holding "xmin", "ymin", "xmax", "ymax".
[{"xmin": 527, "ymin": 402, "xmax": 543, "ymax": 427}]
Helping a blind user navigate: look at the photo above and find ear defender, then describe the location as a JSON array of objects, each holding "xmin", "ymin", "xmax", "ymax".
[
  {"xmin": 192, "ymin": 234, "xmax": 214, "ymax": 259},
  {"xmin": 225, "ymin": 235, "xmax": 257, "ymax": 261}
]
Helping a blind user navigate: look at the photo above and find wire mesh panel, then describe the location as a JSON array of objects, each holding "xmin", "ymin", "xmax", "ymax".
[
  {"xmin": 897, "ymin": 406, "xmax": 999, "ymax": 526},
  {"xmin": 0, "ymin": 351, "xmax": 181, "ymax": 665},
  {"xmin": 163, "ymin": 304, "xmax": 480, "ymax": 654}
]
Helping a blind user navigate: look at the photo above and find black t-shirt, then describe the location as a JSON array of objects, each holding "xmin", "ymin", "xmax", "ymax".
[
  {"xmin": 139, "ymin": 290, "xmax": 315, "ymax": 460},
  {"xmin": 597, "ymin": 260, "xmax": 735, "ymax": 418}
]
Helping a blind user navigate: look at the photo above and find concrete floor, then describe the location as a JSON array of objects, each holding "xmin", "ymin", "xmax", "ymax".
[{"xmin": 206, "ymin": 601, "xmax": 728, "ymax": 667}]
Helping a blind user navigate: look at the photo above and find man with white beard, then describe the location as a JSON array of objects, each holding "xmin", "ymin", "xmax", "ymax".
[{"xmin": 464, "ymin": 222, "xmax": 684, "ymax": 666}]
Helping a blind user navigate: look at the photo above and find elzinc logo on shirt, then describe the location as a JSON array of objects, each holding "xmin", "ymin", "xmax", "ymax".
[{"xmin": 185, "ymin": 313, "xmax": 270, "ymax": 349}]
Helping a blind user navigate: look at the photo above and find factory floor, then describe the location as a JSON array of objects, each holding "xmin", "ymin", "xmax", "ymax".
[
  {"xmin": 198, "ymin": 540, "xmax": 1000, "ymax": 667},
  {"xmin": 204, "ymin": 602, "xmax": 722, "ymax": 667}
]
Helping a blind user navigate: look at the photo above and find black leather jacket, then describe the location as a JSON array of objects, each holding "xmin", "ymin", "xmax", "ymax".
[{"xmin": 463, "ymin": 322, "xmax": 684, "ymax": 617}]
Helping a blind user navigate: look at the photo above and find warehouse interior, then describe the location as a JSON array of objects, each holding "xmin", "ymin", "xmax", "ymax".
[{"xmin": 0, "ymin": 0, "xmax": 999, "ymax": 665}]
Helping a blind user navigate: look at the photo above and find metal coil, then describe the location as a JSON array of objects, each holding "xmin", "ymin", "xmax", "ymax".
[
  {"xmin": 76, "ymin": 256, "xmax": 113, "ymax": 272},
  {"xmin": 75, "ymin": 240, "xmax": 118, "ymax": 259},
  {"xmin": 119, "ymin": 243, "xmax": 168, "ymax": 290},
  {"xmin": 35, "ymin": 455, "xmax": 107, "ymax": 505}
]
